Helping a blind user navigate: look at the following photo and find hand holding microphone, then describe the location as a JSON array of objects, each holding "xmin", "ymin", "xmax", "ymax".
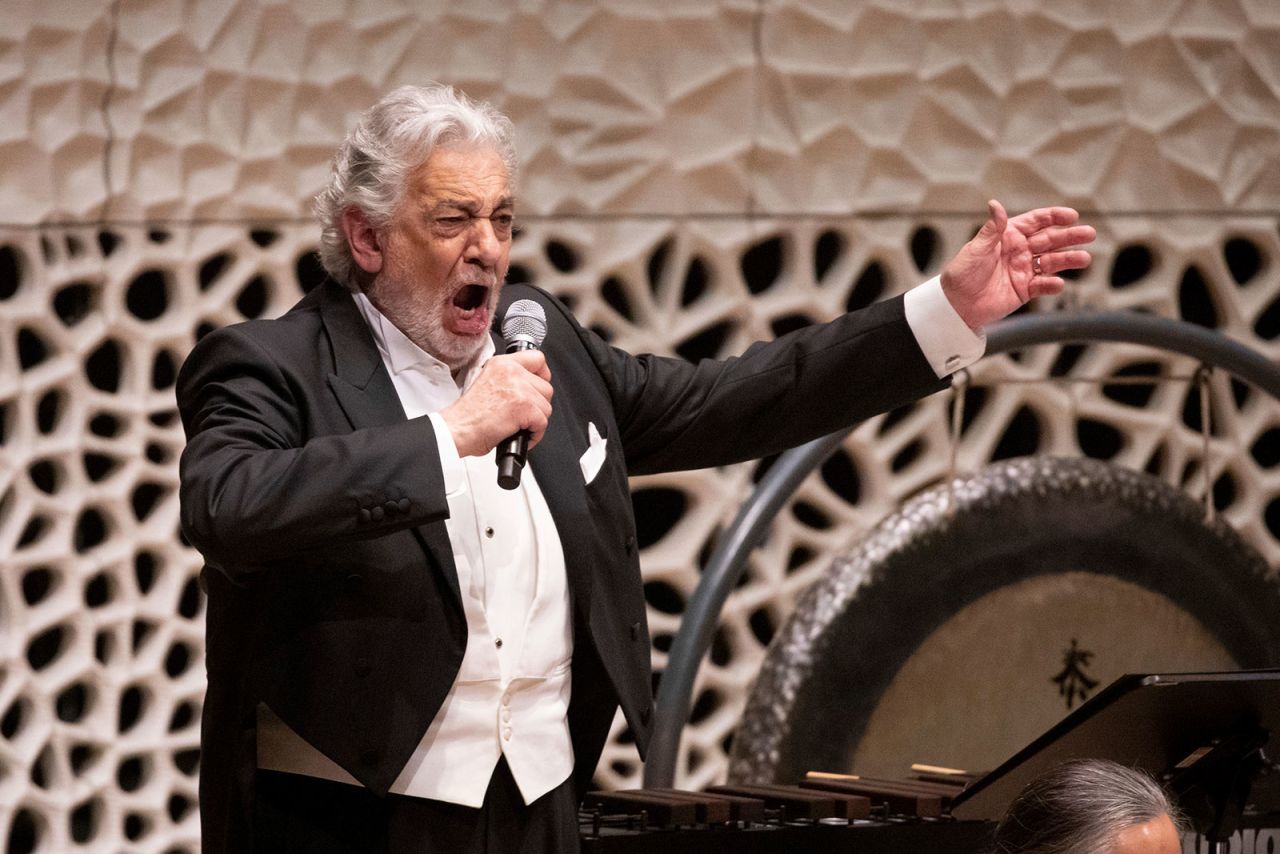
[{"xmin": 437, "ymin": 300, "xmax": 552, "ymax": 486}]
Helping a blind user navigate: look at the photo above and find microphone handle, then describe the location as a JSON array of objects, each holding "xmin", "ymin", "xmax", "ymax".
[{"xmin": 496, "ymin": 339, "xmax": 537, "ymax": 490}]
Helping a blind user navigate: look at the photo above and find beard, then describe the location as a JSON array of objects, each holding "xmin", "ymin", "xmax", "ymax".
[{"xmin": 366, "ymin": 263, "xmax": 503, "ymax": 374}]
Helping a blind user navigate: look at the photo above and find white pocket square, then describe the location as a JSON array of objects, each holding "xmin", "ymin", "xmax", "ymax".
[{"xmin": 579, "ymin": 422, "xmax": 607, "ymax": 484}]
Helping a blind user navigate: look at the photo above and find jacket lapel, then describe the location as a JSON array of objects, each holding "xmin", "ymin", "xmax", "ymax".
[
  {"xmin": 320, "ymin": 283, "xmax": 407, "ymax": 429},
  {"xmin": 528, "ymin": 405, "xmax": 594, "ymax": 617},
  {"xmin": 318, "ymin": 281, "xmax": 463, "ymax": 606}
]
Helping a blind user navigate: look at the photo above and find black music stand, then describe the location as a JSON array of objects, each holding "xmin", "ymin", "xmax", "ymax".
[{"xmin": 949, "ymin": 669, "xmax": 1280, "ymax": 843}]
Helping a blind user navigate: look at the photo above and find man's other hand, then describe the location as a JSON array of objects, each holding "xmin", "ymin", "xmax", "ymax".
[
  {"xmin": 440, "ymin": 350, "xmax": 554, "ymax": 457},
  {"xmin": 941, "ymin": 200, "xmax": 1096, "ymax": 332}
]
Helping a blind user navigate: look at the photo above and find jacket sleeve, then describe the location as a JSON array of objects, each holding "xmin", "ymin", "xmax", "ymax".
[
  {"xmin": 176, "ymin": 323, "xmax": 452, "ymax": 572},
  {"xmin": 565, "ymin": 294, "xmax": 950, "ymax": 476}
]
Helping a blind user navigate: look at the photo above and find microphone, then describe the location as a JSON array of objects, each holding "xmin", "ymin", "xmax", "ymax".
[{"xmin": 496, "ymin": 299, "xmax": 548, "ymax": 490}]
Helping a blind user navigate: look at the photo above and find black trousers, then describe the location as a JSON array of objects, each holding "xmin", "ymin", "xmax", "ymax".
[{"xmin": 252, "ymin": 757, "xmax": 579, "ymax": 854}]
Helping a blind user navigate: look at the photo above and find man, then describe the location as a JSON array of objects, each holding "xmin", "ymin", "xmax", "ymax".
[
  {"xmin": 177, "ymin": 83, "xmax": 1095, "ymax": 853},
  {"xmin": 993, "ymin": 759, "xmax": 1185, "ymax": 854}
]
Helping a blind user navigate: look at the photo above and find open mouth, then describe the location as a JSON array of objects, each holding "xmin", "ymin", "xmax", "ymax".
[
  {"xmin": 453, "ymin": 284, "xmax": 490, "ymax": 312},
  {"xmin": 446, "ymin": 283, "xmax": 494, "ymax": 337}
]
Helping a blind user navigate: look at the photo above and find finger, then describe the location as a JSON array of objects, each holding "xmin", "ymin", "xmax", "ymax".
[
  {"xmin": 977, "ymin": 199, "xmax": 1007, "ymax": 243},
  {"xmin": 527, "ymin": 374, "xmax": 554, "ymax": 403},
  {"xmin": 1028, "ymin": 276, "xmax": 1066, "ymax": 299},
  {"xmin": 1027, "ymin": 225, "xmax": 1096, "ymax": 255},
  {"xmin": 510, "ymin": 393, "xmax": 549, "ymax": 431},
  {"xmin": 1011, "ymin": 206, "xmax": 1080, "ymax": 236},
  {"xmin": 509, "ymin": 349, "xmax": 550, "ymax": 379},
  {"xmin": 522, "ymin": 377, "xmax": 554, "ymax": 414},
  {"xmin": 524, "ymin": 407, "xmax": 551, "ymax": 449},
  {"xmin": 1037, "ymin": 249, "xmax": 1092, "ymax": 276}
]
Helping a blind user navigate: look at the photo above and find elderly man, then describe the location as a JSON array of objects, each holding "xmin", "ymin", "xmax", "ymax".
[
  {"xmin": 177, "ymin": 84, "xmax": 1094, "ymax": 853},
  {"xmin": 993, "ymin": 759, "xmax": 1186, "ymax": 854}
]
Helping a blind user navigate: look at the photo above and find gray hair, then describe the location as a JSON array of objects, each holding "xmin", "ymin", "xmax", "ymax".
[
  {"xmin": 992, "ymin": 759, "xmax": 1184, "ymax": 854},
  {"xmin": 313, "ymin": 83, "xmax": 517, "ymax": 289}
]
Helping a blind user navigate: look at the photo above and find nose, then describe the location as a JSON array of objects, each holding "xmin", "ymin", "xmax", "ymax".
[{"xmin": 465, "ymin": 218, "xmax": 503, "ymax": 270}]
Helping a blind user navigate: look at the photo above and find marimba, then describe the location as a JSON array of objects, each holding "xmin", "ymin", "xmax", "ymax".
[{"xmin": 580, "ymin": 768, "xmax": 996, "ymax": 853}]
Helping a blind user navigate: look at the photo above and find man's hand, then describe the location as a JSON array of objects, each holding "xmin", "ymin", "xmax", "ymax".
[
  {"xmin": 941, "ymin": 200, "xmax": 1096, "ymax": 331},
  {"xmin": 440, "ymin": 351, "xmax": 553, "ymax": 458}
]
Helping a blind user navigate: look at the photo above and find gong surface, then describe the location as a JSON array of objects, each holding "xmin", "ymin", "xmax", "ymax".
[{"xmin": 851, "ymin": 571, "xmax": 1236, "ymax": 778}]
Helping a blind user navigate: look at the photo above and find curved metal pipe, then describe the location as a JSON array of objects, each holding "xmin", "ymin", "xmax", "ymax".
[{"xmin": 643, "ymin": 311, "xmax": 1280, "ymax": 788}]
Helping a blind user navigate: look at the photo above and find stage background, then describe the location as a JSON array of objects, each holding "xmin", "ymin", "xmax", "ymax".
[{"xmin": 2, "ymin": 1, "xmax": 1279, "ymax": 851}]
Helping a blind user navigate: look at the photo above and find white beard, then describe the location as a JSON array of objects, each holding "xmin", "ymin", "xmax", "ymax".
[{"xmin": 366, "ymin": 269, "xmax": 501, "ymax": 374}]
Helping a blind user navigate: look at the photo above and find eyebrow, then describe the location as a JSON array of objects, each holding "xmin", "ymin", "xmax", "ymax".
[{"xmin": 430, "ymin": 196, "xmax": 515, "ymax": 215}]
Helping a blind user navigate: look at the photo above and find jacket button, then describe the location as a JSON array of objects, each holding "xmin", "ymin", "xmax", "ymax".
[
  {"xmin": 384, "ymin": 499, "xmax": 399, "ymax": 514},
  {"xmin": 397, "ymin": 498, "xmax": 410, "ymax": 513},
  {"xmin": 640, "ymin": 705, "xmax": 651, "ymax": 726},
  {"xmin": 358, "ymin": 508, "xmax": 371, "ymax": 524},
  {"xmin": 360, "ymin": 748, "xmax": 379, "ymax": 766},
  {"xmin": 370, "ymin": 505, "xmax": 385, "ymax": 522},
  {"xmin": 355, "ymin": 657, "xmax": 371, "ymax": 677},
  {"xmin": 630, "ymin": 621, "xmax": 641, "ymax": 641},
  {"xmin": 625, "ymin": 535, "xmax": 635, "ymax": 556},
  {"xmin": 344, "ymin": 574, "xmax": 364, "ymax": 595}
]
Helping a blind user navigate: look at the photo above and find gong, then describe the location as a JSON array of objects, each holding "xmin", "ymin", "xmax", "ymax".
[{"xmin": 729, "ymin": 456, "xmax": 1280, "ymax": 784}]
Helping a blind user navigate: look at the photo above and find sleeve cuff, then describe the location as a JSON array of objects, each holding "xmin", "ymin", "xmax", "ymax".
[
  {"xmin": 426, "ymin": 412, "xmax": 467, "ymax": 498},
  {"xmin": 903, "ymin": 276, "xmax": 987, "ymax": 378}
]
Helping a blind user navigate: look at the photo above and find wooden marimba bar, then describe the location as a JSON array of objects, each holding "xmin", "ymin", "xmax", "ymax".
[{"xmin": 580, "ymin": 768, "xmax": 996, "ymax": 853}]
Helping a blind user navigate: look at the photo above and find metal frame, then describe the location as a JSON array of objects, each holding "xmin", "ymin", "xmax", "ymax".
[{"xmin": 643, "ymin": 311, "xmax": 1280, "ymax": 788}]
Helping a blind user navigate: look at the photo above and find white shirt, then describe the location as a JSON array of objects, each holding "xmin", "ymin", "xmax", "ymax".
[{"xmin": 256, "ymin": 278, "xmax": 983, "ymax": 803}]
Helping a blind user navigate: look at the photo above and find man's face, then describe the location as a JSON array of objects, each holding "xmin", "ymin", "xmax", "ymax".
[
  {"xmin": 1112, "ymin": 813, "xmax": 1182, "ymax": 854},
  {"xmin": 368, "ymin": 143, "xmax": 513, "ymax": 370}
]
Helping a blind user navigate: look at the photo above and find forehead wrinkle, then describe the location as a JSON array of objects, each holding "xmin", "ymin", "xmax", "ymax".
[{"xmin": 405, "ymin": 144, "xmax": 511, "ymax": 208}]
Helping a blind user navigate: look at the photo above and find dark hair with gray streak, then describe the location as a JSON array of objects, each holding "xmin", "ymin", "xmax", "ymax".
[
  {"xmin": 992, "ymin": 759, "xmax": 1184, "ymax": 854},
  {"xmin": 313, "ymin": 83, "xmax": 517, "ymax": 290}
]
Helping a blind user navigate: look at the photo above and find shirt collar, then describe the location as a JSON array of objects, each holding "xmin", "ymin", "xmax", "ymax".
[{"xmin": 351, "ymin": 291, "xmax": 493, "ymax": 389}]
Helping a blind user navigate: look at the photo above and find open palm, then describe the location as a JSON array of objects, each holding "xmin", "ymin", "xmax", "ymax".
[{"xmin": 941, "ymin": 200, "xmax": 1096, "ymax": 331}]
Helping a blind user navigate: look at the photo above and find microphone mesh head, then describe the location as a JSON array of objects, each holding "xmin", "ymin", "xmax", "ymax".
[{"xmin": 502, "ymin": 299, "xmax": 547, "ymax": 347}]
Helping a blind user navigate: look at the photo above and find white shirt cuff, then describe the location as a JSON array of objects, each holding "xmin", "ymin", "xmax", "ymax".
[
  {"xmin": 903, "ymin": 276, "xmax": 987, "ymax": 378},
  {"xmin": 426, "ymin": 412, "xmax": 467, "ymax": 498}
]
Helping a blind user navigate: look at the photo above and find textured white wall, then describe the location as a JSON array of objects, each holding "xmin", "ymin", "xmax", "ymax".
[{"xmin": 2, "ymin": 1, "xmax": 1280, "ymax": 851}]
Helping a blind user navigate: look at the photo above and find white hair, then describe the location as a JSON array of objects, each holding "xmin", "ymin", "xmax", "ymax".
[
  {"xmin": 313, "ymin": 83, "xmax": 517, "ymax": 289},
  {"xmin": 993, "ymin": 759, "xmax": 1184, "ymax": 854}
]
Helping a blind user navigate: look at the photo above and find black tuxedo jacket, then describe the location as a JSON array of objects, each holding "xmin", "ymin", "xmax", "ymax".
[{"xmin": 177, "ymin": 279, "xmax": 946, "ymax": 851}]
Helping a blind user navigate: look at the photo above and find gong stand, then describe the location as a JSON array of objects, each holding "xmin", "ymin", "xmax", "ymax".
[
  {"xmin": 646, "ymin": 311, "xmax": 1280, "ymax": 790},
  {"xmin": 1168, "ymin": 722, "xmax": 1270, "ymax": 845}
]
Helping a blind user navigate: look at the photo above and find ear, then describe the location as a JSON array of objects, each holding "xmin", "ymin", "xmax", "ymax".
[{"xmin": 341, "ymin": 207, "xmax": 384, "ymax": 275}]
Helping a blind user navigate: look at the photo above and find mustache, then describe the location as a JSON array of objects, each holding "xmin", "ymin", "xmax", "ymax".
[{"xmin": 450, "ymin": 273, "xmax": 502, "ymax": 289}]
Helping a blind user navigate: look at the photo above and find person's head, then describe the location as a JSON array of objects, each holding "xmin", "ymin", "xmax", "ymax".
[
  {"xmin": 315, "ymin": 84, "xmax": 517, "ymax": 370},
  {"xmin": 992, "ymin": 759, "xmax": 1184, "ymax": 854}
]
